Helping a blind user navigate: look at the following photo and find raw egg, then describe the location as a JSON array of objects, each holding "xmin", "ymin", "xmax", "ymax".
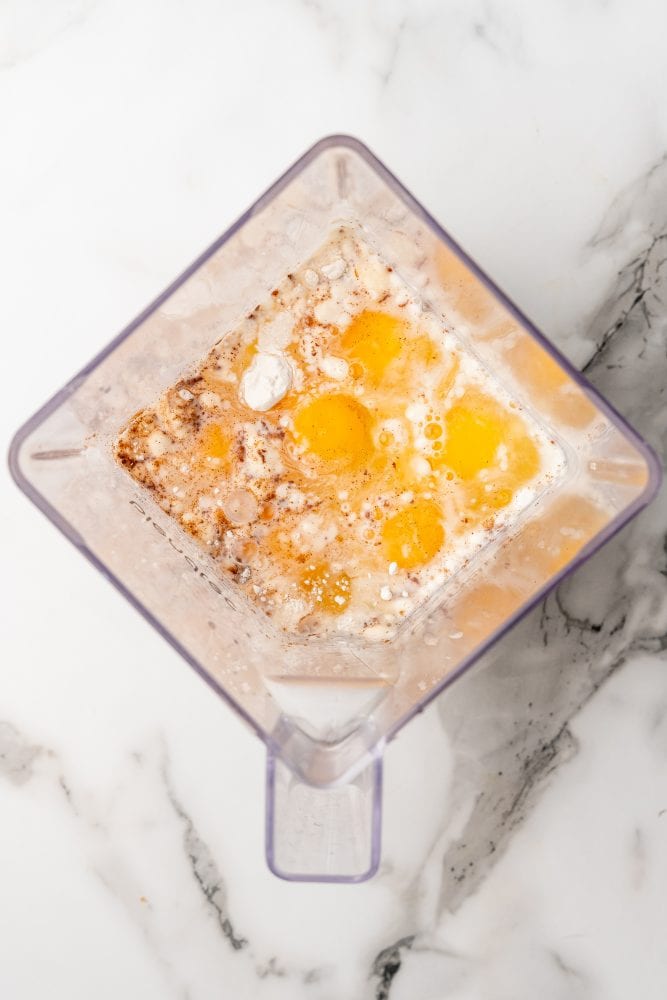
[
  {"xmin": 382, "ymin": 499, "xmax": 444, "ymax": 570},
  {"xmin": 341, "ymin": 310, "xmax": 406, "ymax": 383},
  {"xmin": 293, "ymin": 393, "xmax": 373, "ymax": 469}
]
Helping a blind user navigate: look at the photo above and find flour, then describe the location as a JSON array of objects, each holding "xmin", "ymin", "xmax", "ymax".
[{"xmin": 240, "ymin": 353, "xmax": 292, "ymax": 412}]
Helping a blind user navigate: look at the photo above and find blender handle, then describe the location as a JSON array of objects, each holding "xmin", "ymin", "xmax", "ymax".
[{"xmin": 264, "ymin": 748, "xmax": 383, "ymax": 883}]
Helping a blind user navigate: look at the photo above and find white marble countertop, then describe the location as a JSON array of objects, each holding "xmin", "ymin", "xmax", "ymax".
[{"xmin": 2, "ymin": 2, "xmax": 667, "ymax": 997}]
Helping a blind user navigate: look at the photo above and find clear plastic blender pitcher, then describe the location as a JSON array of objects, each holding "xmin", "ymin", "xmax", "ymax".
[{"xmin": 9, "ymin": 136, "xmax": 660, "ymax": 882}]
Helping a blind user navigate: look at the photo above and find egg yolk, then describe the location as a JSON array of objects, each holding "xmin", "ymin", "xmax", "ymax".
[
  {"xmin": 299, "ymin": 563, "xmax": 351, "ymax": 614},
  {"xmin": 293, "ymin": 393, "xmax": 372, "ymax": 469},
  {"xmin": 341, "ymin": 310, "xmax": 405, "ymax": 383},
  {"xmin": 508, "ymin": 434, "xmax": 540, "ymax": 483},
  {"xmin": 405, "ymin": 333, "xmax": 442, "ymax": 369},
  {"xmin": 382, "ymin": 499, "xmax": 445, "ymax": 569},
  {"xmin": 478, "ymin": 485, "xmax": 514, "ymax": 511},
  {"xmin": 438, "ymin": 393, "xmax": 541, "ymax": 521},
  {"xmin": 440, "ymin": 397, "xmax": 504, "ymax": 480},
  {"xmin": 199, "ymin": 423, "xmax": 229, "ymax": 462}
]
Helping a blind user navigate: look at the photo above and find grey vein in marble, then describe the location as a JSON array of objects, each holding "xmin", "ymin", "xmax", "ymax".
[
  {"xmin": 376, "ymin": 15, "xmax": 408, "ymax": 87},
  {"xmin": 549, "ymin": 948, "xmax": 589, "ymax": 991},
  {"xmin": 162, "ymin": 757, "xmax": 248, "ymax": 952},
  {"xmin": 472, "ymin": 0, "xmax": 528, "ymax": 65},
  {"xmin": 371, "ymin": 935, "xmax": 414, "ymax": 1000},
  {"xmin": 0, "ymin": 720, "xmax": 44, "ymax": 785}
]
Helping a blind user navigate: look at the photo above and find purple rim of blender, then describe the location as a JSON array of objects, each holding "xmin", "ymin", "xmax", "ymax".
[{"xmin": 8, "ymin": 136, "xmax": 663, "ymax": 883}]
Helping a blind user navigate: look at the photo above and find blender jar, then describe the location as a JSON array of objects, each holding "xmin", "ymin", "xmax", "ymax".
[{"xmin": 9, "ymin": 136, "xmax": 661, "ymax": 882}]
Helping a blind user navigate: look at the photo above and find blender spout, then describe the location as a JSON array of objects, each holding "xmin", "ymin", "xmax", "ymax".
[{"xmin": 264, "ymin": 746, "xmax": 383, "ymax": 883}]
